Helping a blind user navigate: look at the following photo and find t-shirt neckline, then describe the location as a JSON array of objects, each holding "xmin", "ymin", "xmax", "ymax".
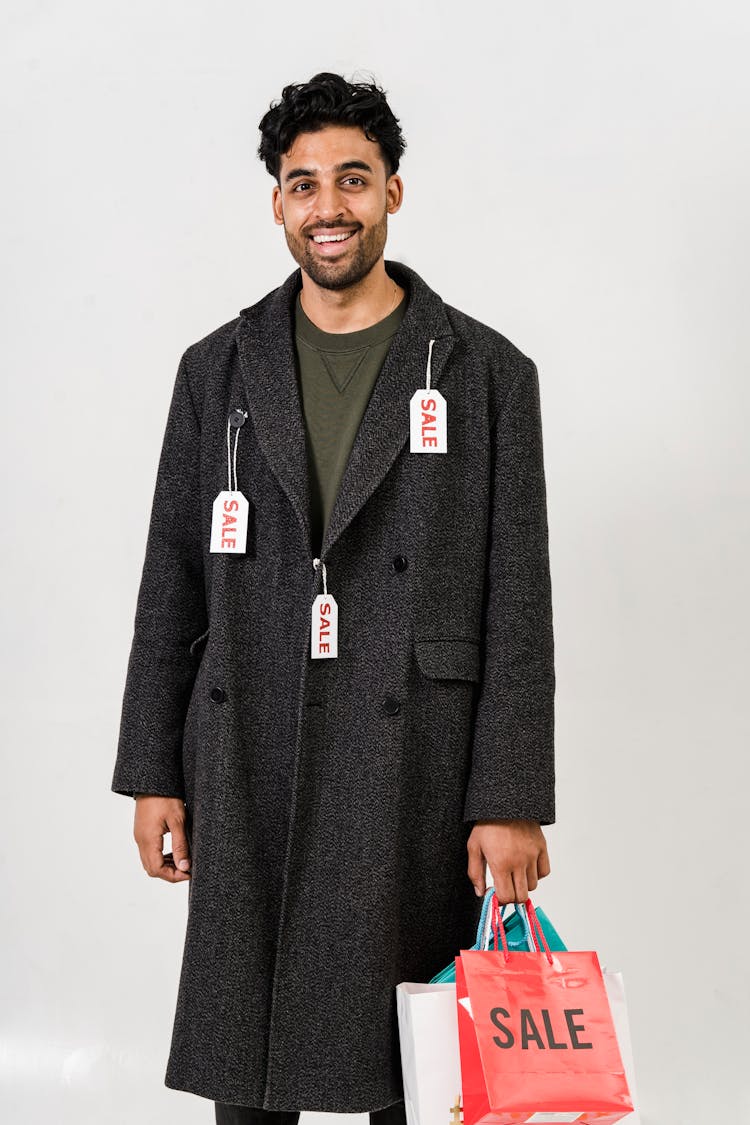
[{"xmin": 294, "ymin": 287, "xmax": 409, "ymax": 353}]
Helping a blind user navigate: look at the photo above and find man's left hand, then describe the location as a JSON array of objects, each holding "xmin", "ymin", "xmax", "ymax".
[{"xmin": 467, "ymin": 818, "xmax": 551, "ymax": 904}]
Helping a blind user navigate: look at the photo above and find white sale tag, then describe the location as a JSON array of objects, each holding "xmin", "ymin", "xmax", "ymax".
[
  {"xmin": 410, "ymin": 388, "xmax": 447, "ymax": 452},
  {"xmin": 311, "ymin": 593, "xmax": 338, "ymax": 659},
  {"xmin": 210, "ymin": 491, "xmax": 249, "ymax": 553}
]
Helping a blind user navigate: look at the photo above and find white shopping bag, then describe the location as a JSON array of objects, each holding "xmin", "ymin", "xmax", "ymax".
[
  {"xmin": 395, "ymin": 893, "xmax": 537, "ymax": 1125},
  {"xmin": 396, "ymin": 981, "xmax": 462, "ymax": 1125},
  {"xmin": 603, "ymin": 968, "xmax": 642, "ymax": 1125}
]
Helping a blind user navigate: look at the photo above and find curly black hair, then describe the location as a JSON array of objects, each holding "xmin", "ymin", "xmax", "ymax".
[{"xmin": 257, "ymin": 71, "xmax": 407, "ymax": 183}]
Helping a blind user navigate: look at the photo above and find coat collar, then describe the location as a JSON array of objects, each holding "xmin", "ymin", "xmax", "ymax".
[{"xmin": 235, "ymin": 258, "xmax": 455, "ymax": 561}]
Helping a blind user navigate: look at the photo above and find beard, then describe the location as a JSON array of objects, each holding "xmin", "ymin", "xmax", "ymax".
[{"xmin": 283, "ymin": 208, "xmax": 388, "ymax": 291}]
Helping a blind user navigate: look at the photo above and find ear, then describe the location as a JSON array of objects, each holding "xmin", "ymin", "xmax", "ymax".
[
  {"xmin": 386, "ymin": 174, "xmax": 404, "ymax": 216},
  {"xmin": 272, "ymin": 184, "xmax": 284, "ymax": 226}
]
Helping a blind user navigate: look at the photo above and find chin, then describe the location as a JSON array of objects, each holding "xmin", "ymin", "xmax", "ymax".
[{"xmin": 302, "ymin": 251, "xmax": 385, "ymax": 292}]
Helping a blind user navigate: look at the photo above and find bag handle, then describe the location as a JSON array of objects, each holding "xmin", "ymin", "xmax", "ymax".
[
  {"xmin": 490, "ymin": 896, "xmax": 510, "ymax": 961},
  {"xmin": 477, "ymin": 887, "xmax": 536, "ymax": 952},
  {"xmin": 508, "ymin": 900, "xmax": 535, "ymax": 951},
  {"xmin": 476, "ymin": 888, "xmax": 510, "ymax": 950},
  {"xmin": 519, "ymin": 895, "xmax": 555, "ymax": 967},
  {"xmin": 525, "ymin": 898, "xmax": 554, "ymax": 963},
  {"xmin": 491, "ymin": 895, "xmax": 554, "ymax": 965},
  {"xmin": 474, "ymin": 888, "xmax": 495, "ymax": 949}
]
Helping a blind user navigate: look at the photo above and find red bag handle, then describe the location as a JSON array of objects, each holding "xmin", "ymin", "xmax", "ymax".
[
  {"xmin": 490, "ymin": 894, "xmax": 554, "ymax": 966},
  {"xmin": 490, "ymin": 895, "xmax": 510, "ymax": 962},
  {"xmin": 524, "ymin": 898, "xmax": 554, "ymax": 965}
]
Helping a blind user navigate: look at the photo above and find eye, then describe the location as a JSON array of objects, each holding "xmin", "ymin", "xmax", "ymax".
[
  {"xmin": 343, "ymin": 177, "xmax": 365, "ymax": 185},
  {"xmin": 292, "ymin": 182, "xmax": 312, "ymax": 192}
]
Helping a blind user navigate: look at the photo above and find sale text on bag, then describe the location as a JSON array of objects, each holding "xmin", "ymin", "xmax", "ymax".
[{"xmin": 490, "ymin": 1007, "xmax": 592, "ymax": 1050}]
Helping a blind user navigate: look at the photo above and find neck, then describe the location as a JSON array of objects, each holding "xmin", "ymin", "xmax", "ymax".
[{"xmin": 298, "ymin": 259, "xmax": 404, "ymax": 333}]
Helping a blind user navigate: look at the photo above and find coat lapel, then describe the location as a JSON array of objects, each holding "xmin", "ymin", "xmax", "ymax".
[
  {"xmin": 235, "ymin": 259, "xmax": 455, "ymax": 560},
  {"xmin": 235, "ymin": 271, "xmax": 311, "ymax": 554}
]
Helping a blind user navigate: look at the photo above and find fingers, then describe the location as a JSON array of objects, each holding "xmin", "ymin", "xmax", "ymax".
[
  {"xmin": 467, "ymin": 838, "xmax": 487, "ymax": 897},
  {"xmin": 470, "ymin": 822, "xmax": 551, "ymax": 904},
  {"xmin": 169, "ymin": 812, "xmax": 192, "ymax": 875},
  {"xmin": 160, "ymin": 851, "xmax": 192, "ymax": 882},
  {"xmin": 488, "ymin": 856, "xmax": 533, "ymax": 905},
  {"xmin": 134, "ymin": 797, "xmax": 191, "ymax": 884},
  {"xmin": 512, "ymin": 868, "xmax": 531, "ymax": 903},
  {"xmin": 503, "ymin": 858, "xmax": 548, "ymax": 903},
  {"xmin": 139, "ymin": 833, "xmax": 179, "ymax": 881},
  {"xmin": 492, "ymin": 872, "xmax": 516, "ymax": 905}
]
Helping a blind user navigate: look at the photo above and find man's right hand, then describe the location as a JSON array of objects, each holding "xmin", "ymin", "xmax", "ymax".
[{"xmin": 133, "ymin": 795, "xmax": 192, "ymax": 882}]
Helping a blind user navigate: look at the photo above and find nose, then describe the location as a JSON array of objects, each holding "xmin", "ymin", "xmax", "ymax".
[{"xmin": 314, "ymin": 178, "xmax": 348, "ymax": 222}]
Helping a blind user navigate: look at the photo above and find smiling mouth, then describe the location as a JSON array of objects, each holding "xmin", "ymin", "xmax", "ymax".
[{"xmin": 309, "ymin": 229, "xmax": 358, "ymax": 246}]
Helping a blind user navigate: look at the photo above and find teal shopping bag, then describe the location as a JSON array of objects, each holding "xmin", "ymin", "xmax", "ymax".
[{"xmin": 429, "ymin": 887, "xmax": 566, "ymax": 983}]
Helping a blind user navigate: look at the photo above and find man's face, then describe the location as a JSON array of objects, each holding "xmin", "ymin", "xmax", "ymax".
[{"xmin": 272, "ymin": 124, "xmax": 403, "ymax": 291}]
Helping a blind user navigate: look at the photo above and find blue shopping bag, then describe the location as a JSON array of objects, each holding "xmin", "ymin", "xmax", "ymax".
[{"xmin": 429, "ymin": 887, "xmax": 566, "ymax": 983}]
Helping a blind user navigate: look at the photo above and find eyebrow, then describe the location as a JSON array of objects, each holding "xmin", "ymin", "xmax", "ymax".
[{"xmin": 283, "ymin": 160, "xmax": 375, "ymax": 185}]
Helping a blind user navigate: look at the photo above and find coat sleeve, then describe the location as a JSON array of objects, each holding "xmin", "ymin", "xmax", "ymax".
[
  {"xmin": 111, "ymin": 348, "xmax": 208, "ymax": 800},
  {"xmin": 463, "ymin": 356, "xmax": 556, "ymax": 826}
]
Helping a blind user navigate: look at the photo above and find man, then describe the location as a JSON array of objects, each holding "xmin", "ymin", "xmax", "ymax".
[{"xmin": 112, "ymin": 72, "xmax": 555, "ymax": 1124}]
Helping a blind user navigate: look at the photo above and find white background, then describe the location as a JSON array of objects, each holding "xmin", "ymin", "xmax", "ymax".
[{"xmin": 2, "ymin": 2, "xmax": 749, "ymax": 1123}]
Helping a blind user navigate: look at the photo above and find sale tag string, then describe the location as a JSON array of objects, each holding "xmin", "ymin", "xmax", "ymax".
[
  {"xmin": 312, "ymin": 557, "xmax": 328, "ymax": 594},
  {"xmin": 225, "ymin": 408, "xmax": 248, "ymax": 493},
  {"xmin": 425, "ymin": 337, "xmax": 435, "ymax": 391}
]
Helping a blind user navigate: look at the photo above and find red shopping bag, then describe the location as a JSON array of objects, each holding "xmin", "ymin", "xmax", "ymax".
[{"xmin": 455, "ymin": 898, "xmax": 633, "ymax": 1125}]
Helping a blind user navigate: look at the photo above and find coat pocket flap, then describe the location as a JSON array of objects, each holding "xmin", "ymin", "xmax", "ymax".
[{"xmin": 414, "ymin": 639, "xmax": 481, "ymax": 682}]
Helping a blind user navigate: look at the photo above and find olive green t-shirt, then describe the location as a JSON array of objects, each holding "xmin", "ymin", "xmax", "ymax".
[{"xmin": 293, "ymin": 285, "xmax": 409, "ymax": 555}]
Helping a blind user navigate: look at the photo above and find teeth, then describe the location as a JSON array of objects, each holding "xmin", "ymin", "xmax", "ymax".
[{"xmin": 312, "ymin": 231, "xmax": 354, "ymax": 243}]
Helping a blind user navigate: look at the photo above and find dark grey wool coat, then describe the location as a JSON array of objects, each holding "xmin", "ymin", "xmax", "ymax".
[{"xmin": 111, "ymin": 258, "xmax": 556, "ymax": 1114}]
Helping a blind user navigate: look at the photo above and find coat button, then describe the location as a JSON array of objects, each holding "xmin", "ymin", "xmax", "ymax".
[
  {"xmin": 392, "ymin": 555, "xmax": 408, "ymax": 573},
  {"xmin": 210, "ymin": 687, "xmax": 226, "ymax": 703},
  {"xmin": 229, "ymin": 408, "xmax": 246, "ymax": 428},
  {"xmin": 383, "ymin": 696, "xmax": 400, "ymax": 715}
]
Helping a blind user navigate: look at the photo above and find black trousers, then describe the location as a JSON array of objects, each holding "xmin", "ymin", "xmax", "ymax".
[{"xmin": 215, "ymin": 1098, "xmax": 408, "ymax": 1124}]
